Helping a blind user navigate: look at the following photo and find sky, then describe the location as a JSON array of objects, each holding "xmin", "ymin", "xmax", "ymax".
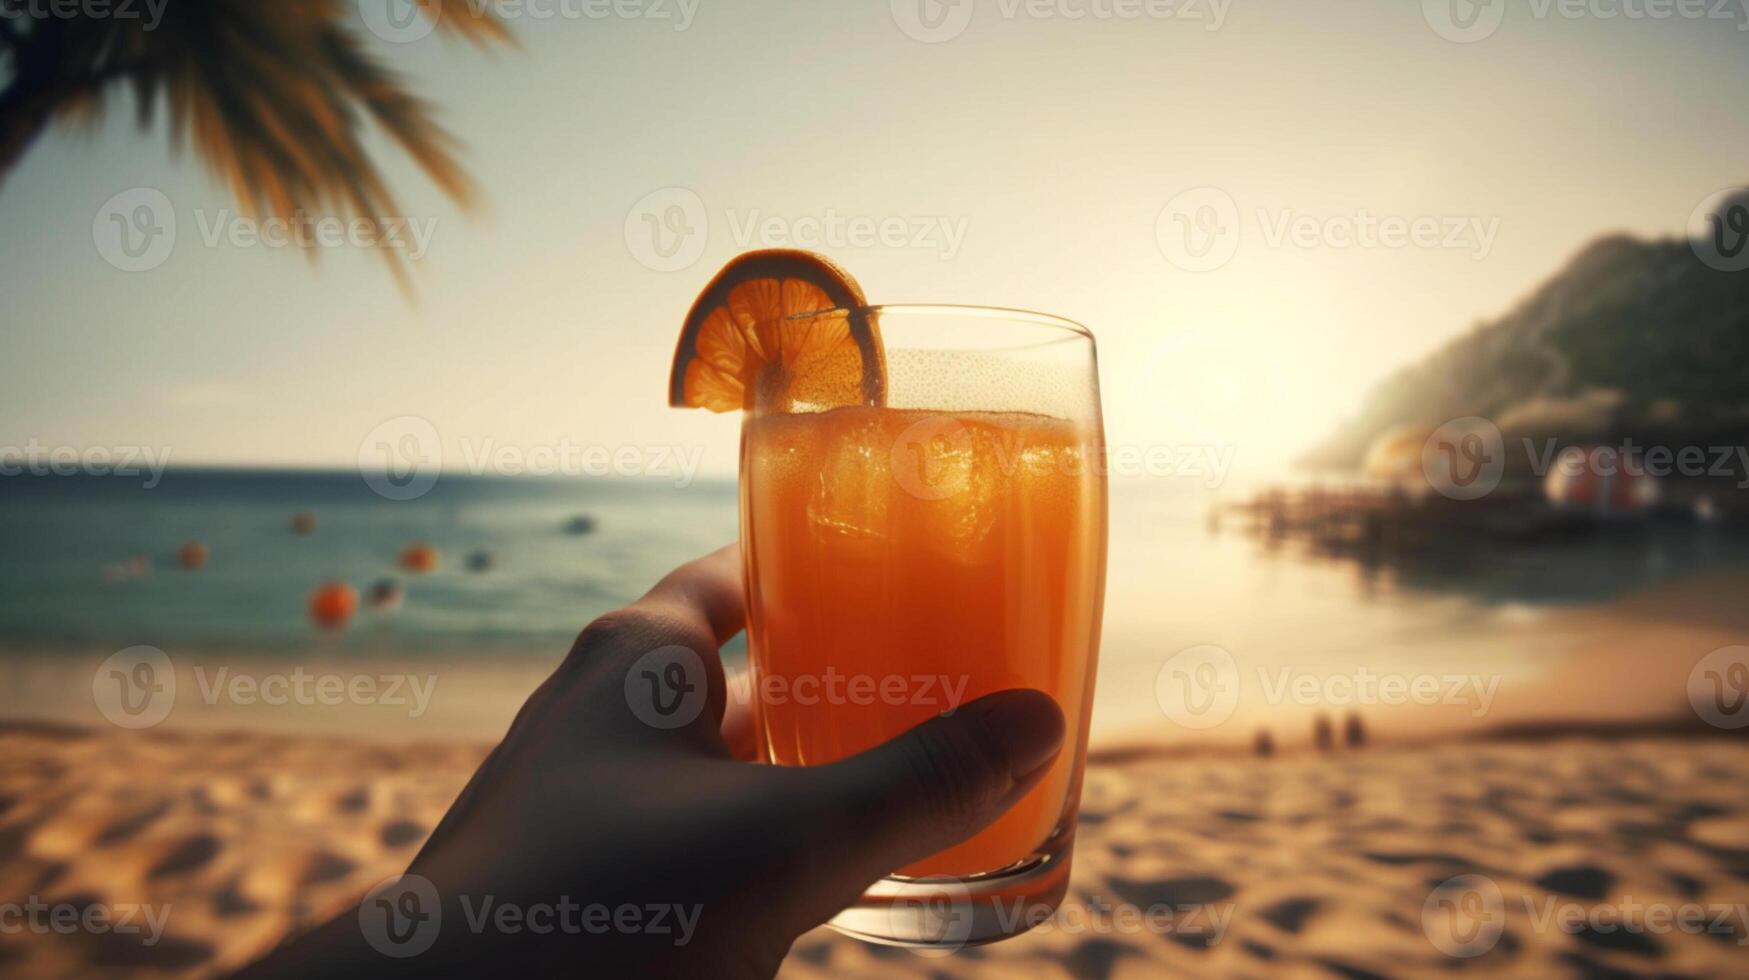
[{"xmin": 3, "ymin": 0, "xmax": 1747, "ymax": 480}]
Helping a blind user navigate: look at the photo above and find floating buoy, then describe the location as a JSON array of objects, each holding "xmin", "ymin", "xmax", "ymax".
[
  {"xmin": 563, "ymin": 515, "xmax": 597, "ymax": 535},
  {"xmin": 399, "ymin": 542, "xmax": 440, "ymax": 574},
  {"xmin": 291, "ymin": 511, "xmax": 318, "ymax": 536},
  {"xmin": 465, "ymin": 549, "xmax": 494, "ymax": 573},
  {"xmin": 178, "ymin": 541, "xmax": 209, "ymax": 571},
  {"xmin": 367, "ymin": 578, "xmax": 404, "ymax": 612},
  {"xmin": 309, "ymin": 582, "xmax": 358, "ymax": 629}
]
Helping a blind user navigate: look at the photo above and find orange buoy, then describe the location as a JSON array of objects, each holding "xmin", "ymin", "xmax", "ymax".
[
  {"xmin": 178, "ymin": 541, "xmax": 209, "ymax": 570},
  {"xmin": 291, "ymin": 511, "xmax": 318, "ymax": 535},
  {"xmin": 398, "ymin": 542, "xmax": 440, "ymax": 574},
  {"xmin": 309, "ymin": 582, "xmax": 359, "ymax": 630}
]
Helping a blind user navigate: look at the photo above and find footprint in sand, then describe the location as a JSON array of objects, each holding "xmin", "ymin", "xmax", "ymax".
[
  {"xmin": 1531, "ymin": 864, "xmax": 1614, "ymax": 900},
  {"xmin": 147, "ymin": 833, "xmax": 221, "ymax": 879},
  {"xmin": 378, "ymin": 819, "xmax": 426, "ymax": 849},
  {"xmin": 1052, "ymin": 937, "xmax": 1138, "ymax": 980},
  {"xmin": 1258, "ymin": 896, "xmax": 1323, "ymax": 934}
]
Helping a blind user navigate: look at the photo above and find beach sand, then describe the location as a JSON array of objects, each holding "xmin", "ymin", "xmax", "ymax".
[
  {"xmin": 0, "ymin": 724, "xmax": 1745, "ymax": 979},
  {"xmin": 2, "ymin": 571, "xmax": 1748, "ymax": 978}
]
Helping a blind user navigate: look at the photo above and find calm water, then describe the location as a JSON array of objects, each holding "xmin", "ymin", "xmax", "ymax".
[
  {"xmin": 3, "ymin": 470, "xmax": 1745, "ymax": 738},
  {"xmin": 0, "ymin": 470, "xmax": 739, "ymax": 656}
]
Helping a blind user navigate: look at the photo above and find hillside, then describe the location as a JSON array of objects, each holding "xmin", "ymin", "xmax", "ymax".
[{"xmin": 1301, "ymin": 209, "xmax": 1749, "ymax": 474}]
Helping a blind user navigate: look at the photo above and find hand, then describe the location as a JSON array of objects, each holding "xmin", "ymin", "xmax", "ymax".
[{"xmin": 238, "ymin": 544, "xmax": 1065, "ymax": 978}]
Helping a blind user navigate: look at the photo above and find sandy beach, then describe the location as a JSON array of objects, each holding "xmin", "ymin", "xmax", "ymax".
[
  {"xmin": 1, "ymin": 724, "xmax": 1745, "ymax": 979},
  {"xmin": 2, "ymin": 570, "xmax": 1748, "ymax": 978}
]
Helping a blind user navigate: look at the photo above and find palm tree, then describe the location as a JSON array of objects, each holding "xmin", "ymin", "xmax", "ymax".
[{"xmin": 0, "ymin": 0, "xmax": 508, "ymax": 281}]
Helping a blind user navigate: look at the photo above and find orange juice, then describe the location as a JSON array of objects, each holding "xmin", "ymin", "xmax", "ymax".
[{"xmin": 741, "ymin": 405, "xmax": 1106, "ymax": 876}]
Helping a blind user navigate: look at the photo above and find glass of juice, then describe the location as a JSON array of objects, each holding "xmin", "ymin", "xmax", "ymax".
[{"xmin": 739, "ymin": 305, "xmax": 1107, "ymax": 947}]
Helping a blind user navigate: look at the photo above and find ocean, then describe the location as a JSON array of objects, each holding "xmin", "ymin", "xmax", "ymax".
[{"xmin": 3, "ymin": 469, "xmax": 1744, "ymax": 740}]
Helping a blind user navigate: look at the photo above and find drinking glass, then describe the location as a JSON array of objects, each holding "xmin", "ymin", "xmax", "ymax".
[{"xmin": 739, "ymin": 305, "xmax": 1107, "ymax": 947}]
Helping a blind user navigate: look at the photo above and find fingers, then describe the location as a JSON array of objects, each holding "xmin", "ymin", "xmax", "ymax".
[
  {"xmin": 720, "ymin": 670, "xmax": 758, "ymax": 761},
  {"xmin": 636, "ymin": 543, "xmax": 746, "ymax": 647},
  {"xmin": 798, "ymin": 690, "xmax": 1066, "ymax": 889},
  {"xmin": 553, "ymin": 544, "xmax": 746, "ymax": 749}
]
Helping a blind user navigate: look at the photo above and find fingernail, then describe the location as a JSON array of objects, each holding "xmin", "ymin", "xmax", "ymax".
[{"xmin": 971, "ymin": 691, "xmax": 1066, "ymax": 780}]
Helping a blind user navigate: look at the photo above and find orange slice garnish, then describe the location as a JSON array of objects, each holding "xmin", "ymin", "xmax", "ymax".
[{"xmin": 668, "ymin": 249, "xmax": 884, "ymax": 412}]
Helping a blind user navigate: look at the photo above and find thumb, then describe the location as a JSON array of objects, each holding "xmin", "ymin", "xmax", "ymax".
[{"xmin": 805, "ymin": 689, "xmax": 1066, "ymax": 888}]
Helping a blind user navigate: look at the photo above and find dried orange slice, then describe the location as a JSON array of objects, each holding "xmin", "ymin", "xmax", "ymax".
[{"xmin": 668, "ymin": 249, "xmax": 884, "ymax": 412}]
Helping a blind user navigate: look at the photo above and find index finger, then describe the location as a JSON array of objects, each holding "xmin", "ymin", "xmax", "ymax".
[{"xmin": 634, "ymin": 542, "xmax": 746, "ymax": 647}]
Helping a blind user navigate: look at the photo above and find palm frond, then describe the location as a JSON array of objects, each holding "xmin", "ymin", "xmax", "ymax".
[{"xmin": 1, "ymin": 0, "xmax": 509, "ymax": 289}]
